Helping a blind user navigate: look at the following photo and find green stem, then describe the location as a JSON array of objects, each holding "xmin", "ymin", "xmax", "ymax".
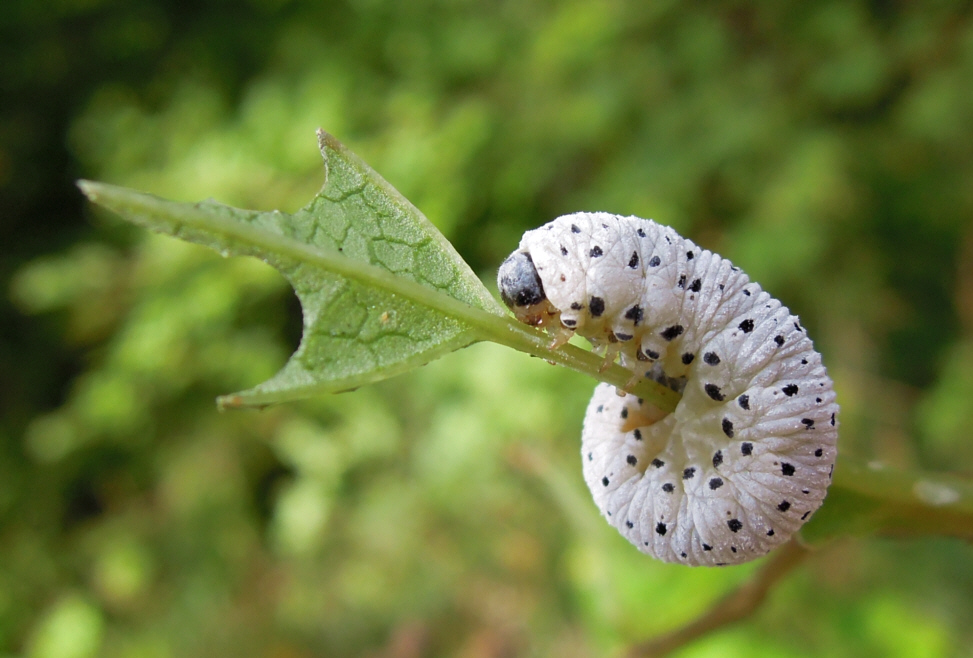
[{"xmin": 816, "ymin": 457, "xmax": 973, "ymax": 540}]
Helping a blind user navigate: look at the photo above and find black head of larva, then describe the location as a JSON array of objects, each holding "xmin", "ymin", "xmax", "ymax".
[{"xmin": 498, "ymin": 251, "xmax": 547, "ymax": 309}]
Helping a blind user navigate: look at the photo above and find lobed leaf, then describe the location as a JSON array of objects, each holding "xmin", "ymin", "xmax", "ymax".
[{"xmin": 79, "ymin": 130, "xmax": 503, "ymax": 408}]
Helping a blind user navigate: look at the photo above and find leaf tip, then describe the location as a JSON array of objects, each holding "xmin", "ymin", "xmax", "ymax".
[
  {"xmin": 316, "ymin": 128, "xmax": 336, "ymax": 154},
  {"xmin": 217, "ymin": 392, "xmax": 272, "ymax": 412},
  {"xmin": 216, "ymin": 394, "xmax": 243, "ymax": 411},
  {"xmin": 76, "ymin": 179, "xmax": 101, "ymax": 202}
]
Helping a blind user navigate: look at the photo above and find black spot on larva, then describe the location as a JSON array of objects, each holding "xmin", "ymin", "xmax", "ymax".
[
  {"xmin": 814, "ymin": 448, "xmax": 823, "ymax": 457},
  {"xmin": 731, "ymin": 547, "xmax": 737, "ymax": 553},
  {"xmin": 743, "ymin": 289, "xmax": 751, "ymax": 296},
  {"xmin": 570, "ymin": 302, "xmax": 583, "ymax": 310},
  {"xmin": 625, "ymin": 520, "xmax": 633, "ymax": 528},
  {"xmin": 767, "ymin": 529, "xmax": 775, "ymax": 536},
  {"xmin": 587, "ymin": 452, "xmax": 593, "ymax": 461},
  {"xmin": 615, "ymin": 333, "xmax": 633, "ymax": 341},
  {"xmin": 662, "ymin": 325, "xmax": 684, "ymax": 341},
  {"xmin": 683, "ymin": 467, "xmax": 696, "ymax": 480},
  {"xmin": 727, "ymin": 519, "xmax": 743, "ymax": 533},
  {"xmin": 656, "ymin": 522, "xmax": 667, "ymax": 536},
  {"xmin": 782, "ymin": 384, "xmax": 799, "ymax": 396},
  {"xmin": 781, "ymin": 463, "xmax": 796, "ymax": 476},
  {"xmin": 682, "ymin": 352, "xmax": 695, "ymax": 365},
  {"xmin": 741, "ymin": 442, "xmax": 753, "ymax": 456},
  {"xmin": 690, "ymin": 278, "xmax": 702, "ymax": 293},
  {"xmin": 686, "ymin": 251, "xmax": 694, "ymax": 260},
  {"xmin": 677, "ymin": 274, "xmax": 687, "ymax": 289},
  {"xmin": 703, "ymin": 352, "xmax": 720, "ymax": 365},
  {"xmin": 830, "ymin": 413, "xmax": 836, "ymax": 426},
  {"xmin": 709, "ymin": 477, "xmax": 724, "ymax": 490},
  {"xmin": 596, "ymin": 405, "xmax": 604, "ymax": 413},
  {"xmin": 739, "ymin": 319, "xmax": 755, "ymax": 333},
  {"xmin": 802, "ymin": 488, "xmax": 810, "ymax": 494},
  {"xmin": 571, "ymin": 224, "xmax": 581, "ymax": 233},
  {"xmin": 620, "ymin": 408, "xmax": 628, "ymax": 419},
  {"xmin": 801, "ymin": 358, "xmax": 808, "ymax": 365},
  {"xmin": 774, "ymin": 335, "xmax": 785, "ymax": 346},
  {"xmin": 646, "ymin": 349, "xmax": 660, "ymax": 360},
  {"xmin": 816, "ymin": 397, "xmax": 822, "ymax": 403},
  {"xmin": 722, "ymin": 418, "xmax": 734, "ymax": 438},
  {"xmin": 633, "ymin": 429, "xmax": 642, "ymax": 441},
  {"xmin": 626, "ymin": 455, "xmax": 637, "ymax": 466},
  {"xmin": 648, "ymin": 255, "xmax": 661, "ymax": 267},
  {"xmin": 589, "ymin": 245, "xmax": 603, "ymax": 258},
  {"xmin": 624, "ymin": 305, "xmax": 644, "ymax": 324},
  {"xmin": 602, "ymin": 477, "xmax": 610, "ymax": 486},
  {"xmin": 589, "ymin": 296, "xmax": 605, "ymax": 317},
  {"xmin": 561, "ymin": 318, "xmax": 577, "ymax": 328},
  {"xmin": 713, "ymin": 450, "xmax": 723, "ymax": 468},
  {"xmin": 651, "ymin": 459, "xmax": 665, "ymax": 468},
  {"xmin": 681, "ymin": 552, "xmax": 687, "ymax": 558},
  {"xmin": 702, "ymin": 543, "xmax": 713, "ymax": 551},
  {"xmin": 801, "ymin": 511, "xmax": 811, "ymax": 520},
  {"xmin": 719, "ymin": 284, "xmax": 725, "ymax": 291},
  {"xmin": 628, "ymin": 251, "xmax": 639, "ymax": 268},
  {"xmin": 560, "ymin": 245, "xmax": 568, "ymax": 256},
  {"xmin": 778, "ymin": 501, "xmax": 791, "ymax": 512},
  {"xmin": 801, "ymin": 418, "xmax": 815, "ymax": 429},
  {"xmin": 662, "ymin": 483, "xmax": 674, "ymax": 493},
  {"xmin": 737, "ymin": 394, "xmax": 750, "ymax": 410},
  {"xmin": 705, "ymin": 384, "xmax": 725, "ymax": 401}
]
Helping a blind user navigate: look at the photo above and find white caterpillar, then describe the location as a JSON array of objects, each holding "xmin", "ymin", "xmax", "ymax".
[{"xmin": 498, "ymin": 212, "xmax": 838, "ymax": 567}]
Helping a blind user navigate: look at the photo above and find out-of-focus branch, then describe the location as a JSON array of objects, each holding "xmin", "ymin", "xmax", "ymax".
[
  {"xmin": 815, "ymin": 458, "xmax": 973, "ymax": 541},
  {"xmin": 625, "ymin": 540, "xmax": 811, "ymax": 658}
]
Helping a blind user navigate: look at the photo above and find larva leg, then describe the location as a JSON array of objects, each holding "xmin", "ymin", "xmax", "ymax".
[
  {"xmin": 599, "ymin": 343, "xmax": 620, "ymax": 372},
  {"xmin": 547, "ymin": 324, "xmax": 575, "ymax": 350},
  {"xmin": 622, "ymin": 370, "xmax": 644, "ymax": 391}
]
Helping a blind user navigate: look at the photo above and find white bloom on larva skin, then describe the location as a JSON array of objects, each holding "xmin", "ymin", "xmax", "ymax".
[{"xmin": 498, "ymin": 212, "xmax": 838, "ymax": 566}]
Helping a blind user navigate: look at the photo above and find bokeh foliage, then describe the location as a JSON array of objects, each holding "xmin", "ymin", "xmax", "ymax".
[{"xmin": 4, "ymin": 1, "xmax": 973, "ymax": 656}]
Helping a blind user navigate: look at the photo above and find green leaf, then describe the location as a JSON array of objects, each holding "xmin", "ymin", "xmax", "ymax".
[
  {"xmin": 79, "ymin": 131, "xmax": 681, "ymax": 413},
  {"xmin": 79, "ymin": 130, "xmax": 503, "ymax": 408}
]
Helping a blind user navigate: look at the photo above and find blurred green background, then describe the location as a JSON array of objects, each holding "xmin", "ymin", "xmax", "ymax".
[{"xmin": 4, "ymin": 1, "xmax": 973, "ymax": 656}]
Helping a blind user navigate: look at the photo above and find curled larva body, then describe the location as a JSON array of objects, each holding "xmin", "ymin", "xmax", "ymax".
[{"xmin": 499, "ymin": 212, "xmax": 838, "ymax": 566}]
